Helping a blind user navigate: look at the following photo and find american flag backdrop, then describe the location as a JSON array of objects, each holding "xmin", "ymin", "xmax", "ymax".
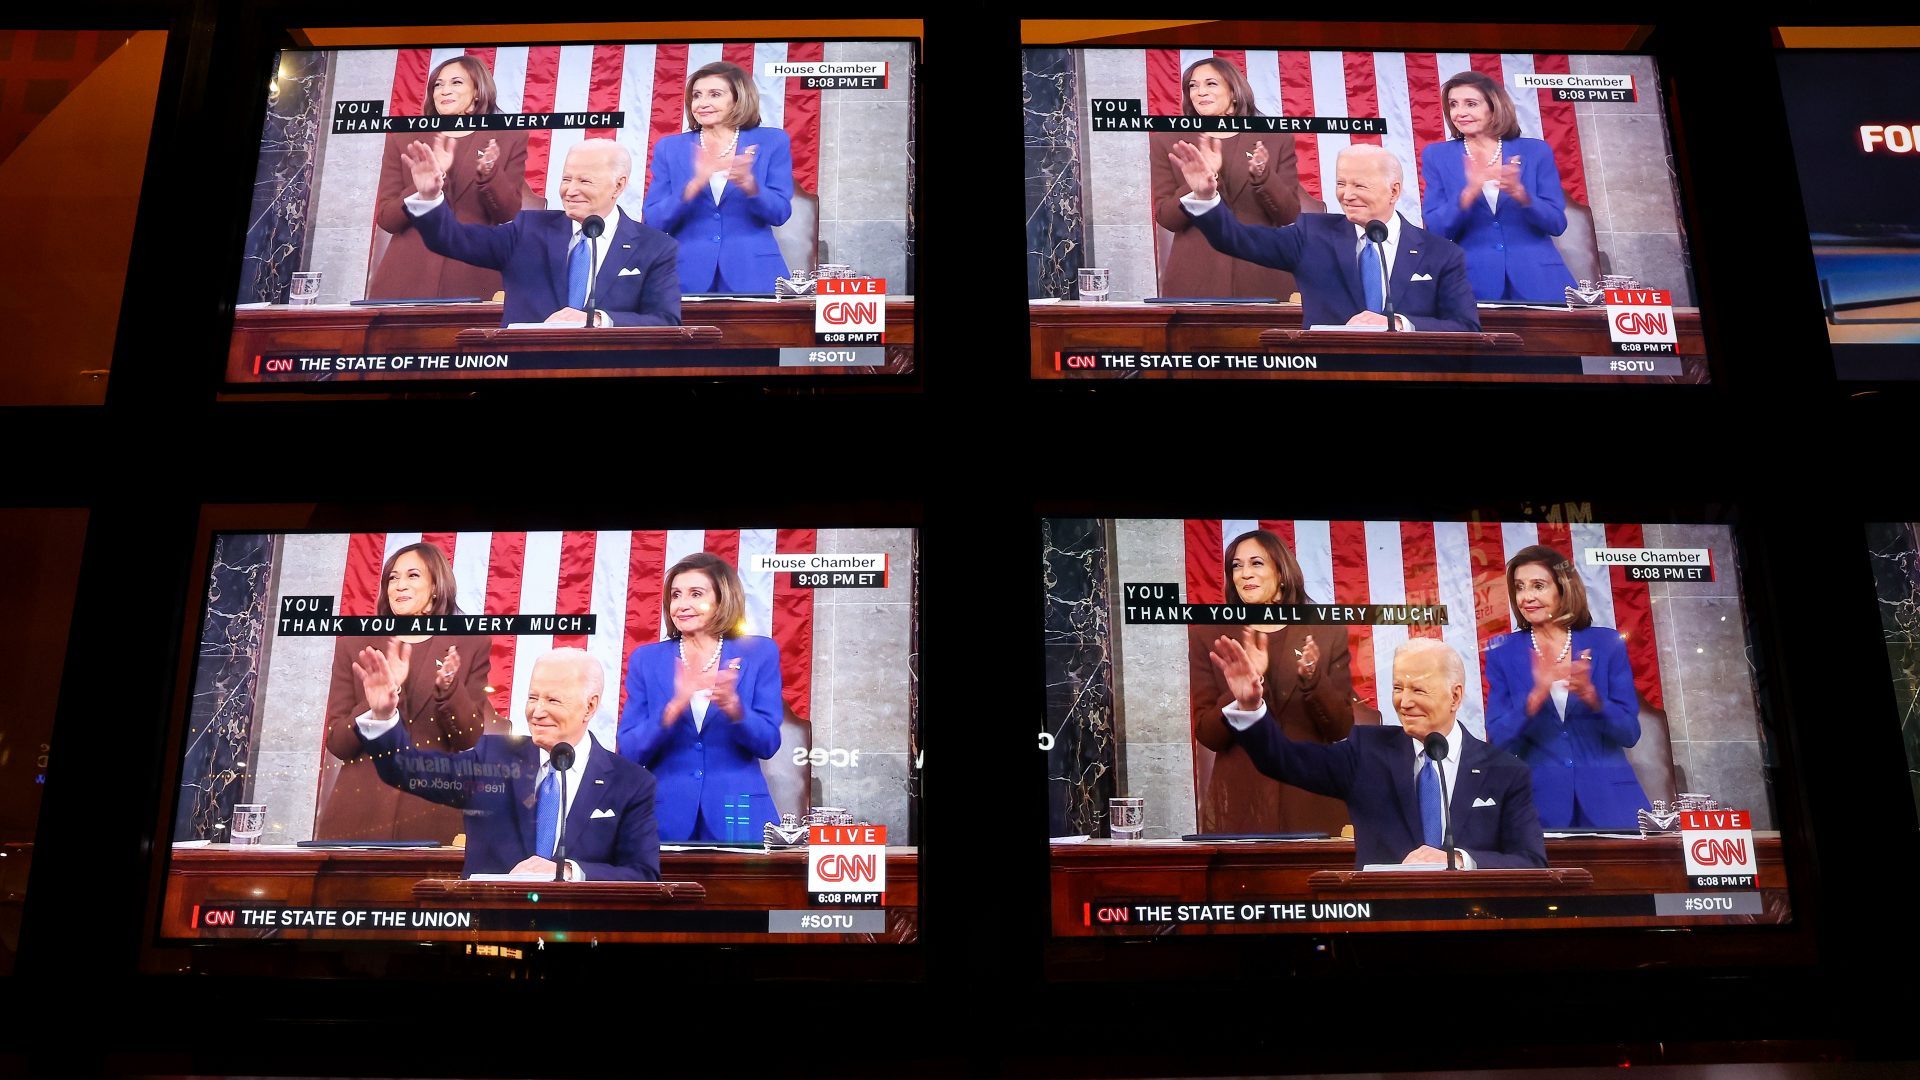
[
  {"xmin": 332, "ymin": 529, "xmax": 818, "ymax": 748},
  {"xmin": 1184, "ymin": 519, "xmax": 1671, "ymax": 740},
  {"xmin": 382, "ymin": 42, "xmax": 828, "ymax": 218},
  {"xmin": 1142, "ymin": 49, "xmax": 1594, "ymax": 223}
]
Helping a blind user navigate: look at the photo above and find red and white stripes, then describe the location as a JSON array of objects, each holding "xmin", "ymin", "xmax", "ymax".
[
  {"xmin": 334, "ymin": 528, "xmax": 818, "ymax": 747},
  {"xmin": 1144, "ymin": 49, "xmax": 1594, "ymax": 221},
  {"xmin": 383, "ymin": 42, "xmax": 827, "ymax": 218},
  {"xmin": 1184, "ymin": 518, "xmax": 1670, "ymax": 739}
]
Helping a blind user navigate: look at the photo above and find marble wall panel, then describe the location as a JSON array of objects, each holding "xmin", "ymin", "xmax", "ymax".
[
  {"xmin": 238, "ymin": 51, "xmax": 328, "ymax": 305},
  {"xmin": 174, "ymin": 534, "xmax": 278, "ymax": 841},
  {"xmin": 1044, "ymin": 518, "xmax": 1115, "ymax": 836},
  {"xmin": 1867, "ymin": 523, "xmax": 1920, "ymax": 823},
  {"xmin": 1025, "ymin": 48, "xmax": 1085, "ymax": 299}
]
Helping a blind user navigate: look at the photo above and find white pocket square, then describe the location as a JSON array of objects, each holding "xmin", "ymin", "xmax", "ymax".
[
  {"xmin": 617, "ymin": 266, "xmax": 644, "ymax": 276},
  {"xmin": 1472, "ymin": 796, "xmax": 1497, "ymax": 808},
  {"xmin": 591, "ymin": 808, "xmax": 616, "ymax": 819},
  {"xmin": 1410, "ymin": 272, "xmax": 1434, "ymax": 282}
]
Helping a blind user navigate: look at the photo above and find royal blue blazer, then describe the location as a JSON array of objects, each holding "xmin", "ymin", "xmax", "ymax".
[
  {"xmin": 643, "ymin": 126, "xmax": 795, "ymax": 294},
  {"xmin": 360, "ymin": 727, "xmax": 661, "ymax": 881},
  {"xmin": 408, "ymin": 202, "xmax": 681, "ymax": 326},
  {"xmin": 1418, "ymin": 136, "xmax": 1578, "ymax": 302},
  {"xmin": 1186, "ymin": 206, "xmax": 1483, "ymax": 331},
  {"xmin": 1231, "ymin": 720, "xmax": 1547, "ymax": 869},
  {"xmin": 1484, "ymin": 626, "xmax": 1651, "ymax": 829},
  {"xmin": 616, "ymin": 636, "xmax": 784, "ymax": 842}
]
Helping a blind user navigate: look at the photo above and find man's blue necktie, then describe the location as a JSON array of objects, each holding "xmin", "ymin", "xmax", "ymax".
[
  {"xmin": 1418, "ymin": 756, "xmax": 1444, "ymax": 849},
  {"xmin": 567, "ymin": 236, "xmax": 590, "ymax": 311},
  {"xmin": 1360, "ymin": 241, "xmax": 1385, "ymax": 314},
  {"xmin": 535, "ymin": 767, "xmax": 559, "ymax": 859}
]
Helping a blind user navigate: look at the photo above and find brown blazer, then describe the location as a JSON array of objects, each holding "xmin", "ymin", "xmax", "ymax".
[
  {"xmin": 1188, "ymin": 622, "xmax": 1376, "ymax": 835},
  {"xmin": 1150, "ymin": 130, "xmax": 1303, "ymax": 300},
  {"xmin": 313, "ymin": 633, "xmax": 505, "ymax": 842},
  {"xmin": 366, "ymin": 128, "xmax": 534, "ymax": 300}
]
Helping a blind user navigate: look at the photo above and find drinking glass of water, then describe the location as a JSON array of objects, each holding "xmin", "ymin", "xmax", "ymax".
[
  {"xmin": 230, "ymin": 803, "xmax": 268, "ymax": 846},
  {"xmin": 1077, "ymin": 267, "xmax": 1110, "ymax": 302},
  {"xmin": 1109, "ymin": 797, "xmax": 1145, "ymax": 841},
  {"xmin": 288, "ymin": 271, "xmax": 322, "ymax": 306}
]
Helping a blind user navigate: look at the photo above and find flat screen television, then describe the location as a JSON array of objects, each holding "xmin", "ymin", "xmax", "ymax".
[
  {"xmin": 226, "ymin": 32, "xmax": 917, "ymax": 386},
  {"xmin": 1024, "ymin": 28, "xmax": 1707, "ymax": 383},
  {"xmin": 147, "ymin": 511, "xmax": 919, "ymax": 969}
]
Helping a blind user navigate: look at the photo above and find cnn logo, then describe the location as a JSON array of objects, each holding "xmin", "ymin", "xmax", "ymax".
[{"xmin": 1689, "ymin": 836, "xmax": 1748, "ymax": 867}]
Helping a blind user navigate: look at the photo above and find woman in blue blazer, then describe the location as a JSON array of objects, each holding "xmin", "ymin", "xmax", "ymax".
[
  {"xmin": 642, "ymin": 61, "xmax": 795, "ymax": 294},
  {"xmin": 1484, "ymin": 545, "xmax": 1652, "ymax": 829},
  {"xmin": 1418, "ymin": 70, "xmax": 1578, "ymax": 302},
  {"xmin": 617, "ymin": 552, "xmax": 784, "ymax": 843}
]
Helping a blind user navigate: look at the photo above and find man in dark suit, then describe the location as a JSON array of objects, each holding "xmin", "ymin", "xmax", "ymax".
[
  {"xmin": 399, "ymin": 136, "xmax": 681, "ymax": 327},
  {"xmin": 1168, "ymin": 141, "xmax": 1481, "ymax": 331},
  {"xmin": 1207, "ymin": 634, "xmax": 1545, "ymax": 869},
  {"xmin": 352, "ymin": 643, "xmax": 660, "ymax": 881}
]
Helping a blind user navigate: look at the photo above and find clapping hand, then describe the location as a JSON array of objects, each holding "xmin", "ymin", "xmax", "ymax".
[
  {"xmin": 475, "ymin": 138, "xmax": 501, "ymax": 180},
  {"xmin": 1527, "ymin": 647, "xmax": 1559, "ymax": 715},
  {"xmin": 433, "ymin": 644, "xmax": 460, "ymax": 698},
  {"xmin": 1247, "ymin": 140, "xmax": 1270, "ymax": 184},
  {"xmin": 1168, "ymin": 139, "xmax": 1220, "ymax": 200},
  {"xmin": 713, "ymin": 659, "xmax": 744, "ymax": 720},
  {"xmin": 400, "ymin": 135, "xmax": 455, "ymax": 199},
  {"xmin": 1208, "ymin": 634, "xmax": 1264, "ymax": 712},
  {"xmin": 1567, "ymin": 649, "xmax": 1599, "ymax": 708},
  {"xmin": 1296, "ymin": 633, "xmax": 1321, "ymax": 684},
  {"xmin": 1494, "ymin": 157, "xmax": 1529, "ymax": 204},
  {"xmin": 352, "ymin": 644, "xmax": 404, "ymax": 722},
  {"xmin": 725, "ymin": 146, "xmax": 759, "ymax": 196},
  {"xmin": 667, "ymin": 656, "xmax": 717, "ymax": 726}
]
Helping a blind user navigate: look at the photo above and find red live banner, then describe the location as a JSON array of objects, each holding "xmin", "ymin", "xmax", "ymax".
[
  {"xmin": 1679, "ymin": 810, "xmax": 1750, "ymax": 830},
  {"xmin": 1604, "ymin": 288, "xmax": 1673, "ymax": 306},
  {"xmin": 811, "ymin": 825, "xmax": 887, "ymax": 845}
]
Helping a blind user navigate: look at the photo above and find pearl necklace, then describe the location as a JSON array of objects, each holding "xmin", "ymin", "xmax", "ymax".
[
  {"xmin": 698, "ymin": 128, "xmax": 739, "ymax": 158},
  {"xmin": 1463, "ymin": 135, "xmax": 1503, "ymax": 167},
  {"xmin": 1529, "ymin": 626, "xmax": 1571, "ymax": 662},
  {"xmin": 679, "ymin": 637, "xmax": 721, "ymax": 672}
]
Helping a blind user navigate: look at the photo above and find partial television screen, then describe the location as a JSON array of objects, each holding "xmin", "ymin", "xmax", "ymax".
[
  {"xmin": 1042, "ymin": 517, "xmax": 1786, "ymax": 935},
  {"xmin": 1777, "ymin": 48, "xmax": 1920, "ymax": 380},
  {"xmin": 1865, "ymin": 523, "xmax": 1920, "ymax": 822},
  {"xmin": 1024, "ymin": 43, "xmax": 1705, "ymax": 382},
  {"xmin": 229, "ymin": 38, "xmax": 916, "ymax": 385},
  {"xmin": 0, "ymin": 509, "xmax": 89, "ymax": 972},
  {"xmin": 0, "ymin": 30, "xmax": 166, "ymax": 405},
  {"xmin": 159, "ymin": 526, "xmax": 918, "ymax": 945}
]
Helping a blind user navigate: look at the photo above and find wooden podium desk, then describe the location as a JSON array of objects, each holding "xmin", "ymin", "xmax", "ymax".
[
  {"xmin": 1050, "ymin": 834, "xmax": 1786, "ymax": 935},
  {"xmin": 164, "ymin": 845, "xmax": 918, "ymax": 944},
  {"xmin": 227, "ymin": 300, "xmax": 916, "ymax": 382},
  {"xmin": 1029, "ymin": 301, "xmax": 1706, "ymax": 382}
]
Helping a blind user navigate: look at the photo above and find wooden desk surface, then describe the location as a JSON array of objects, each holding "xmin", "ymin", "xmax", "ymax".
[
  {"xmin": 164, "ymin": 845, "xmax": 918, "ymax": 944},
  {"xmin": 227, "ymin": 300, "xmax": 916, "ymax": 382},
  {"xmin": 1029, "ymin": 301, "xmax": 1707, "ymax": 382},
  {"xmin": 1050, "ymin": 834, "xmax": 1786, "ymax": 934}
]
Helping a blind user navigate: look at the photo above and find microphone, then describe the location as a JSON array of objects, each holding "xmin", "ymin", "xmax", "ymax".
[
  {"xmin": 549, "ymin": 741, "xmax": 575, "ymax": 881},
  {"xmin": 1364, "ymin": 219, "xmax": 1396, "ymax": 331},
  {"xmin": 1423, "ymin": 731, "xmax": 1456, "ymax": 871},
  {"xmin": 579, "ymin": 215, "xmax": 606, "ymax": 328}
]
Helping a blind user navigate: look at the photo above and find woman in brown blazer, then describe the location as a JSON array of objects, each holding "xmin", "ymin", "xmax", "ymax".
[
  {"xmin": 366, "ymin": 54, "xmax": 535, "ymax": 300},
  {"xmin": 313, "ymin": 541, "xmax": 503, "ymax": 842},
  {"xmin": 1187, "ymin": 528, "xmax": 1374, "ymax": 835},
  {"xmin": 1149, "ymin": 57, "xmax": 1302, "ymax": 300}
]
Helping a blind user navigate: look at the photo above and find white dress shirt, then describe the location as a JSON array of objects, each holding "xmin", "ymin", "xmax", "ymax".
[
  {"xmin": 1220, "ymin": 701, "xmax": 1476, "ymax": 868},
  {"xmin": 402, "ymin": 191, "xmax": 623, "ymax": 322},
  {"xmin": 1178, "ymin": 191, "xmax": 1412, "ymax": 329},
  {"xmin": 354, "ymin": 710, "xmax": 593, "ymax": 879}
]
